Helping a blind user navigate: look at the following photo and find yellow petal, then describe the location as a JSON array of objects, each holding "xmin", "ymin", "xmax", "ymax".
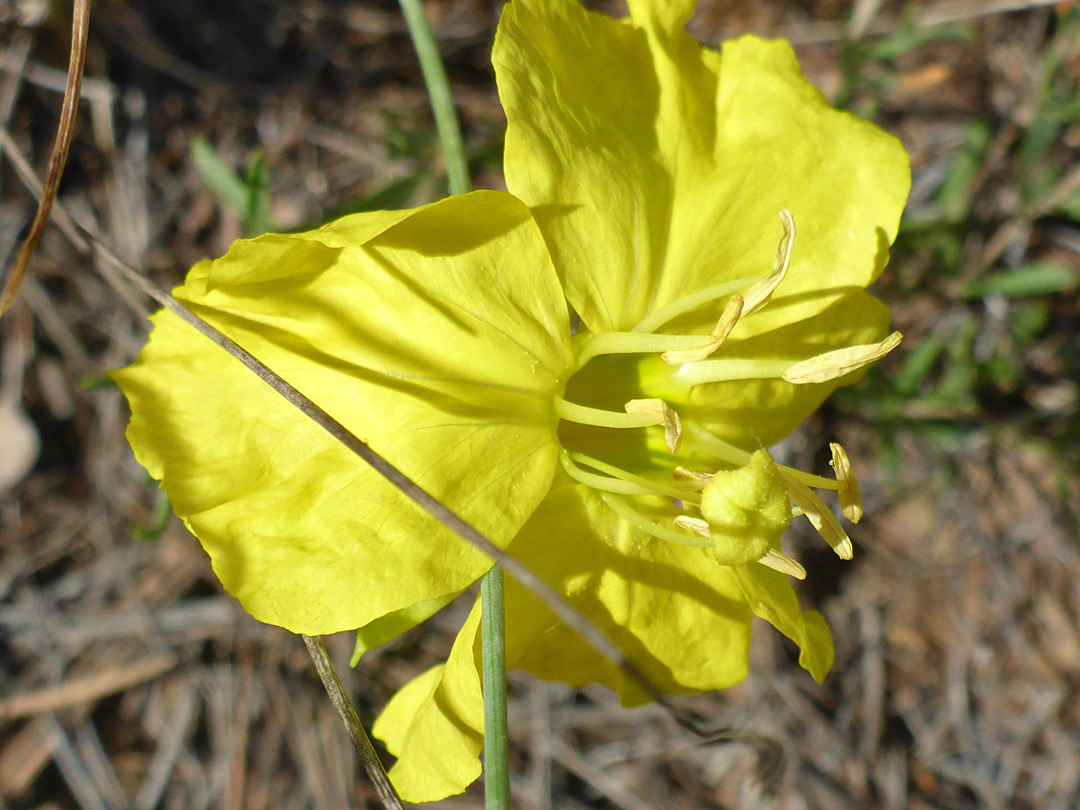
[
  {"xmin": 734, "ymin": 567, "xmax": 834, "ymax": 683},
  {"xmin": 373, "ymin": 605, "xmax": 484, "ymax": 802},
  {"xmin": 113, "ymin": 191, "xmax": 571, "ymax": 635},
  {"xmin": 374, "ymin": 486, "xmax": 754, "ymax": 801},
  {"xmin": 495, "ymin": 0, "xmax": 909, "ymax": 334},
  {"xmin": 504, "ymin": 487, "xmax": 753, "ymax": 703},
  {"xmin": 352, "ymin": 593, "xmax": 457, "ymax": 665}
]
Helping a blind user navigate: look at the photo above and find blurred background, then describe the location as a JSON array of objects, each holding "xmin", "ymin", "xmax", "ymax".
[{"xmin": 1, "ymin": 0, "xmax": 1078, "ymax": 808}]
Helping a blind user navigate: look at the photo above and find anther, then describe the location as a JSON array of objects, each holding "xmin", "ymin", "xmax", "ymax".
[
  {"xmin": 673, "ymin": 466, "xmax": 713, "ymax": 484},
  {"xmin": 777, "ymin": 469, "xmax": 854, "ymax": 560},
  {"xmin": 674, "ymin": 515, "xmax": 711, "ymax": 537},
  {"xmin": 742, "ymin": 209, "xmax": 796, "ymax": 315},
  {"xmin": 782, "ymin": 331, "xmax": 903, "ymax": 384},
  {"xmin": 829, "ymin": 442, "xmax": 862, "ymax": 523},
  {"xmin": 758, "ymin": 548, "xmax": 807, "ymax": 580},
  {"xmin": 661, "ymin": 294, "xmax": 744, "ymax": 365},
  {"xmin": 624, "ymin": 398, "xmax": 682, "ymax": 454}
]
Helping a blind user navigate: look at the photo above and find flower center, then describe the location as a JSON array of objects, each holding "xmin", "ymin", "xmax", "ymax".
[{"xmin": 550, "ymin": 211, "xmax": 893, "ymax": 578}]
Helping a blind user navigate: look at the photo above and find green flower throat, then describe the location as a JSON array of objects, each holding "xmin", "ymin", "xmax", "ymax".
[{"xmin": 551, "ymin": 212, "xmax": 892, "ymax": 577}]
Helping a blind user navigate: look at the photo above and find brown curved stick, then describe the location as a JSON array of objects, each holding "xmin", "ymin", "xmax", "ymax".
[
  {"xmin": 302, "ymin": 636, "xmax": 405, "ymax": 810},
  {"xmin": 0, "ymin": 0, "xmax": 90, "ymax": 316}
]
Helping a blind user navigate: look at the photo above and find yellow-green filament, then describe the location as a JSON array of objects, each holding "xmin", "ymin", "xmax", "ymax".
[
  {"xmin": 633, "ymin": 276, "xmax": 762, "ymax": 334},
  {"xmin": 560, "ymin": 452, "xmax": 667, "ymax": 498},
  {"xmin": 675, "ymin": 358, "xmax": 792, "ymax": 386},
  {"xmin": 574, "ymin": 331, "xmax": 717, "ymax": 370},
  {"xmin": 554, "ymin": 396, "xmax": 662, "ymax": 429},
  {"xmin": 685, "ymin": 425, "xmax": 839, "ymax": 490},
  {"xmin": 598, "ymin": 494, "xmax": 713, "ymax": 548},
  {"xmin": 569, "ymin": 452, "xmax": 701, "ymax": 503}
]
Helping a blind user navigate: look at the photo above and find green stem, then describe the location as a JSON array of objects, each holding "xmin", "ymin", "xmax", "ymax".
[
  {"xmin": 481, "ymin": 567, "xmax": 510, "ymax": 810},
  {"xmin": 397, "ymin": 0, "xmax": 471, "ymax": 196},
  {"xmin": 397, "ymin": 4, "xmax": 503, "ymax": 803}
]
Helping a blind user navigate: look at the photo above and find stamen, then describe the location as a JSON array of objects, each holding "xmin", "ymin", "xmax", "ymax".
[
  {"xmin": 599, "ymin": 494, "xmax": 713, "ymax": 548},
  {"xmin": 632, "ymin": 276, "xmax": 762, "ymax": 335},
  {"xmin": 661, "ymin": 295, "xmax": 744, "ymax": 365},
  {"xmin": 624, "ymin": 398, "xmax": 682, "ymax": 454},
  {"xmin": 758, "ymin": 548, "xmax": 807, "ymax": 580},
  {"xmin": 677, "ymin": 332, "xmax": 903, "ymax": 389},
  {"xmin": 677, "ymin": 358, "xmax": 791, "ymax": 386},
  {"xmin": 673, "ymin": 466, "xmax": 713, "ymax": 486},
  {"xmin": 674, "ymin": 515, "xmax": 711, "ymax": 537},
  {"xmin": 569, "ymin": 452, "xmax": 701, "ymax": 503},
  {"xmin": 777, "ymin": 469, "xmax": 854, "ymax": 560},
  {"xmin": 742, "ymin": 209, "xmax": 796, "ymax": 315},
  {"xmin": 555, "ymin": 396, "xmax": 664, "ymax": 430},
  {"xmin": 572, "ymin": 331, "xmax": 727, "ymax": 371},
  {"xmin": 782, "ymin": 331, "xmax": 903, "ymax": 384},
  {"xmin": 560, "ymin": 452, "xmax": 668, "ymax": 498},
  {"xmin": 829, "ymin": 442, "xmax": 863, "ymax": 523}
]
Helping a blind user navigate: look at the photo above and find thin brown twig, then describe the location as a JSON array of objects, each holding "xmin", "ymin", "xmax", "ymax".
[
  {"xmin": 0, "ymin": 0, "xmax": 90, "ymax": 316},
  {"xmin": 302, "ymin": 636, "xmax": 405, "ymax": 810}
]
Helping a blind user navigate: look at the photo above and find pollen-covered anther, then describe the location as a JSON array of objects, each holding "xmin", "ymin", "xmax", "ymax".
[
  {"xmin": 674, "ymin": 515, "xmax": 711, "ymax": 538},
  {"xmin": 673, "ymin": 466, "xmax": 714, "ymax": 484},
  {"xmin": 661, "ymin": 294, "xmax": 744, "ymax": 365},
  {"xmin": 624, "ymin": 398, "xmax": 682, "ymax": 454},
  {"xmin": 742, "ymin": 209, "xmax": 796, "ymax": 315},
  {"xmin": 829, "ymin": 442, "xmax": 863, "ymax": 523},
  {"xmin": 783, "ymin": 331, "xmax": 902, "ymax": 384},
  {"xmin": 758, "ymin": 548, "xmax": 807, "ymax": 580}
]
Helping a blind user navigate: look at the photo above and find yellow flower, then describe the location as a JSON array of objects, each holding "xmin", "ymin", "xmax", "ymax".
[{"xmin": 113, "ymin": 0, "xmax": 909, "ymax": 801}]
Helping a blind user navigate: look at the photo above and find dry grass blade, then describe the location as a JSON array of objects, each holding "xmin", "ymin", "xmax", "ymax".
[
  {"xmin": 0, "ymin": 652, "xmax": 177, "ymax": 722},
  {"xmin": 0, "ymin": 0, "xmax": 90, "ymax": 316},
  {"xmin": 302, "ymin": 636, "xmax": 404, "ymax": 810}
]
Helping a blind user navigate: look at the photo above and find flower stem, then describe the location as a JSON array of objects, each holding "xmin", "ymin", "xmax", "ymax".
[
  {"xmin": 397, "ymin": 0, "xmax": 471, "ymax": 196},
  {"xmin": 481, "ymin": 566, "xmax": 511, "ymax": 810},
  {"xmin": 398, "ymin": 4, "xmax": 506, "ymax": 803},
  {"xmin": 395, "ymin": 7, "xmax": 505, "ymax": 799}
]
